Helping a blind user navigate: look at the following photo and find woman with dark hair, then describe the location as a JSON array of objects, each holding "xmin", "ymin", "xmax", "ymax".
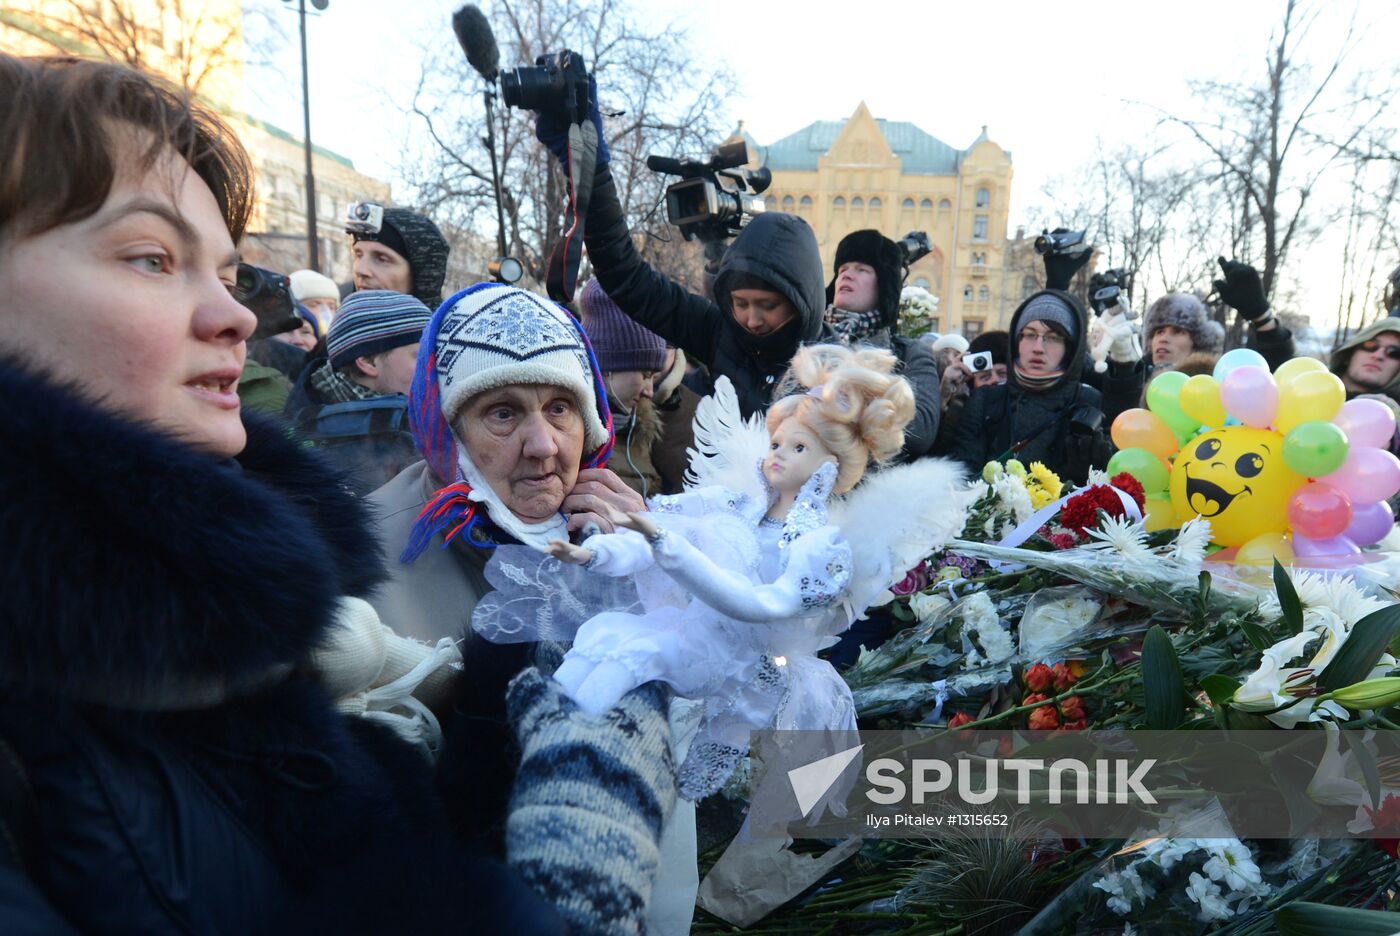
[{"xmin": 0, "ymin": 55, "xmax": 646, "ymax": 933}]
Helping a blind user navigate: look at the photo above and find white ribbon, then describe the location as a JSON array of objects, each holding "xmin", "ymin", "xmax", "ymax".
[
  {"xmin": 987, "ymin": 483, "xmax": 1144, "ymax": 571},
  {"xmin": 360, "ymin": 637, "xmax": 462, "ymax": 761}
]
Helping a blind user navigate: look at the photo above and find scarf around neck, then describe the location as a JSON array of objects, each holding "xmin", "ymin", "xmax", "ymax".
[
  {"xmin": 824, "ymin": 305, "xmax": 884, "ymax": 345},
  {"xmin": 310, "ymin": 361, "xmax": 382, "ymax": 404},
  {"xmin": 1013, "ymin": 363, "xmax": 1065, "ymax": 392}
]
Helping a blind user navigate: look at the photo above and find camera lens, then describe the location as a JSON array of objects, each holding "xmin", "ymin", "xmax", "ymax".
[
  {"xmin": 235, "ymin": 264, "xmax": 257, "ymax": 294},
  {"xmin": 353, "ymin": 204, "xmax": 370, "ymax": 220}
]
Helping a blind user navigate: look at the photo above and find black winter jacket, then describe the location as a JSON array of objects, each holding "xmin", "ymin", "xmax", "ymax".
[
  {"xmin": 584, "ymin": 165, "xmax": 826, "ymax": 417},
  {"xmin": 0, "ymin": 363, "xmax": 560, "ymax": 934},
  {"xmin": 951, "ymin": 290, "xmax": 1109, "ymax": 482}
]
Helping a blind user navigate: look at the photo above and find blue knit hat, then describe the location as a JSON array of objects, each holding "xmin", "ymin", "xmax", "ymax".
[{"xmin": 325, "ymin": 289, "xmax": 431, "ymax": 369}]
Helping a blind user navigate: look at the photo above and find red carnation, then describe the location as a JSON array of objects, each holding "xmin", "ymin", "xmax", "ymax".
[
  {"xmin": 1110, "ymin": 472, "xmax": 1147, "ymax": 511},
  {"xmin": 1060, "ymin": 495, "xmax": 1098, "ymax": 534},
  {"xmin": 1048, "ymin": 532, "xmax": 1078, "ymax": 550},
  {"xmin": 1059, "ymin": 717, "xmax": 1089, "ymax": 732},
  {"xmin": 1058, "ymin": 695, "xmax": 1086, "ymax": 721},
  {"xmin": 948, "ymin": 712, "xmax": 975, "ymax": 729},
  {"xmin": 1051, "ymin": 662, "xmax": 1077, "ymax": 693},
  {"xmin": 1028, "ymin": 706, "xmax": 1060, "ymax": 730},
  {"xmin": 1025, "ymin": 663, "xmax": 1054, "ymax": 693}
]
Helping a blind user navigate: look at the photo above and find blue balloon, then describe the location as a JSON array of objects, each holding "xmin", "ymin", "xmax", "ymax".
[{"xmin": 1213, "ymin": 348, "xmax": 1270, "ymax": 382}]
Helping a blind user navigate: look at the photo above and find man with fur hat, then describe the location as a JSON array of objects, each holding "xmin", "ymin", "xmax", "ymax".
[
  {"xmin": 577, "ymin": 278, "xmax": 697, "ymax": 498},
  {"xmin": 349, "ymin": 204, "xmax": 450, "ymax": 308},
  {"xmin": 1142, "ymin": 293, "xmax": 1226, "ymax": 371},
  {"xmin": 823, "ymin": 229, "xmax": 941, "ymax": 459}
]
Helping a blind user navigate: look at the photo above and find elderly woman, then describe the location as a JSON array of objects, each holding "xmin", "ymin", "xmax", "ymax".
[{"xmin": 0, "ymin": 55, "xmax": 665, "ymax": 935}]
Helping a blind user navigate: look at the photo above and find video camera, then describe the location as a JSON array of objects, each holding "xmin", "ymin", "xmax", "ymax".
[
  {"xmin": 1088, "ymin": 267, "xmax": 1134, "ymax": 314},
  {"xmin": 233, "ymin": 263, "xmax": 303, "ymax": 340},
  {"xmin": 646, "ymin": 141, "xmax": 772, "ymax": 243},
  {"xmin": 499, "ymin": 49, "xmax": 590, "ymax": 125},
  {"xmin": 1034, "ymin": 228, "xmax": 1089, "ymax": 258}
]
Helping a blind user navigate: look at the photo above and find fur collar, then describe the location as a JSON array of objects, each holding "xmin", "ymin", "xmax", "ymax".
[{"xmin": 0, "ymin": 361, "xmax": 385, "ymax": 706}]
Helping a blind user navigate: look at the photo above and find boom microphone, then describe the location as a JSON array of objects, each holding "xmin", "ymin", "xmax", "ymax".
[{"xmin": 452, "ymin": 4, "xmax": 500, "ymax": 82}]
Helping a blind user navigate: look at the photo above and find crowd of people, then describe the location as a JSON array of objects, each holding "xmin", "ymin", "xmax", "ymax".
[{"xmin": 3, "ymin": 51, "xmax": 1400, "ymax": 933}]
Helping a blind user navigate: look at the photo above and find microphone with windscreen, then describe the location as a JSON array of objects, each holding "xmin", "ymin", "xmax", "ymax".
[{"xmin": 451, "ymin": 5, "xmax": 512, "ymax": 267}]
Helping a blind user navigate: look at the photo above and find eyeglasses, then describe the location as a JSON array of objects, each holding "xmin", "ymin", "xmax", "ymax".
[
  {"xmin": 1359, "ymin": 339, "xmax": 1400, "ymax": 362},
  {"xmin": 1018, "ymin": 328, "xmax": 1066, "ymax": 347}
]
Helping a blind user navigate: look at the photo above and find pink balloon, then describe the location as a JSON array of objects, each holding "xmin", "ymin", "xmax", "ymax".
[
  {"xmin": 1288, "ymin": 482, "xmax": 1354, "ymax": 539},
  {"xmin": 1220, "ymin": 366, "xmax": 1278, "ymax": 428},
  {"xmin": 1329, "ymin": 447, "xmax": 1400, "ymax": 502},
  {"xmin": 1344, "ymin": 499, "xmax": 1396, "ymax": 547},
  {"xmin": 1334, "ymin": 398, "xmax": 1398, "ymax": 449},
  {"xmin": 1292, "ymin": 532, "xmax": 1361, "ymax": 558}
]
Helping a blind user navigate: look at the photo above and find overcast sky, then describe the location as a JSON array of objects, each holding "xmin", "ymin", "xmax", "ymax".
[{"xmin": 245, "ymin": 0, "xmax": 1400, "ymax": 321}]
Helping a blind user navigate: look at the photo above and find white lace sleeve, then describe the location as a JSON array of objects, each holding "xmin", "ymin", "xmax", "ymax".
[
  {"xmin": 650, "ymin": 524, "xmax": 853, "ymax": 623},
  {"xmin": 581, "ymin": 528, "xmax": 656, "ymax": 577}
]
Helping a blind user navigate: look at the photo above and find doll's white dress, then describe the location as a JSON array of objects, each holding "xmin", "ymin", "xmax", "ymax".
[{"xmin": 473, "ymin": 461, "xmax": 859, "ymax": 799}]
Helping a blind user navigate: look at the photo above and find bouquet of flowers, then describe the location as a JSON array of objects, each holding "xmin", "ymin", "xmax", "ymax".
[{"xmin": 897, "ymin": 285, "xmax": 940, "ymax": 337}]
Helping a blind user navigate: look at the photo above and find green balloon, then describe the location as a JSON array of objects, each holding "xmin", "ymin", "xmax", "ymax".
[
  {"xmin": 1145, "ymin": 370, "xmax": 1201, "ymax": 442},
  {"xmin": 1107, "ymin": 447, "xmax": 1170, "ymax": 494},
  {"xmin": 1282, "ymin": 420, "xmax": 1349, "ymax": 477}
]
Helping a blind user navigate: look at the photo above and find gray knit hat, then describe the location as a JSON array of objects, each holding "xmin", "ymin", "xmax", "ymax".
[
  {"xmin": 1141, "ymin": 293, "xmax": 1223, "ymax": 354},
  {"xmin": 326, "ymin": 289, "xmax": 432, "ymax": 368},
  {"xmin": 1019, "ymin": 293, "xmax": 1080, "ymax": 342}
]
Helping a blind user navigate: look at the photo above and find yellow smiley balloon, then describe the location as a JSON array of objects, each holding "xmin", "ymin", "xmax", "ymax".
[{"xmin": 1169, "ymin": 427, "xmax": 1306, "ymax": 546}]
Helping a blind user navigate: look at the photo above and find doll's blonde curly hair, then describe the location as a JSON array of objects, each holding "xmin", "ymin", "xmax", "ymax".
[{"xmin": 767, "ymin": 344, "xmax": 915, "ymax": 493}]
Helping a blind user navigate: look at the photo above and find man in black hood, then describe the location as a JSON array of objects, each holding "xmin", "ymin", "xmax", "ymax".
[
  {"xmin": 350, "ymin": 205, "xmax": 450, "ymax": 309},
  {"xmin": 823, "ymin": 229, "xmax": 940, "ymax": 459},
  {"xmin": 536, "ymin": 94, "xmax": 824, "ymax": 419},
  {"xmin": 951, "ymin": 289, "xmax": 1112, "ymax": 483}
]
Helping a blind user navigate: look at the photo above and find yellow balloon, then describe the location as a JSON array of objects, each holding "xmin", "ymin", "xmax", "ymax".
[
  {"xmin": 1273, "ymin": 356, "xmax": 1328, "ymax": 389},
  {"xmin": 1276, "ymin": 371, "xmax": 1346, "ymax": 433},
  {"xmin": 1170, "ymin": 427, "xmax": 1305, "ymax": 546},
  {"xmin": 1179, "ymin": 374, "xmax": 1227, "ymax": 427},
  {"xmin": 1144, "ymin": 494, "xmax": 1178, "ymax": 532},
  {"xmin": 1235, "ymin": 531, "xmax": 1296, "ymax": 566}
]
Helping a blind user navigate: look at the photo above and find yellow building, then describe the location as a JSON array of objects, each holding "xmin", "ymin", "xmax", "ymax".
[
  {"xmin": 1, "ymin": 0, "xmax": 393, "ymax": 284},
  {"xmin": 740, "ymin": 102, "xmax": 1014, "ymax": 338}
]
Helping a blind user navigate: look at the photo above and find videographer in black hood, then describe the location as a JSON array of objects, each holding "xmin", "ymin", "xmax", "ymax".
[{"xmin": 534, "ymin": 86, "xmax": 825, "ymax": 419}]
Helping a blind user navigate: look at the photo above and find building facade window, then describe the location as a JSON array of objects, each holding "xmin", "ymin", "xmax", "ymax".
[
  {"xmin": 799, "ymin": 195, "xmax": 813, "ymax": 209},
  {"xmin": 962, "ymin": 285, "xmax": 973, "ymax": 301},
  {"xmin": 764, "ymin": 196, "xmax": 777, "ymax": 210},
  {"xmin": 851, "ymin": 196, "xmax": 864, "ymax": 210},
  {"xmin": 921, "ymin": 198, "xmax": 934, "ymax": 210},
  {"xmin": 928, "ymin": 317, "xmax": 940, "ymax": 333},
  {"xmin": 973, "ymin": 214, "xmax": 988, "ymax": 240},
  {"xmin": 976, "ymin": 186, "xmax": 991, "ymax": 208},
  {"xmin": 781, "ymin": 195, "xmax": 795, "ymax": 211},
  {"xmin": 914, "ymin": 277, "xmax": 930, "ymax": 289},
  {"xmin": 964, "ymin": 318, "xmax": 985, "ymax": 338},
  {"xmin": 903, "ymin": 198, "xmax": 916, "ymax": 210},
  {"xmin": 978, "ymin": 286, "xmax": 990, "ymax": 301},
  {"xmin": 869, "ymin": 196, "xmax": 882, "ymax": 210},
  {"xmin": 937, "ymin": 198, "xmax": 951, "ymax": 225},
  {"xmin": 834, "ymin": 196, "xmax": 846, "ymax": 210}
]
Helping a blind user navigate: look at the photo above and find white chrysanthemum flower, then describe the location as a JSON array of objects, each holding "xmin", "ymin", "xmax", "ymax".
[
  {"xmin": 909, "ymin": 592, "xmax": 951, "ymax": 624},
  {"xmin": 1086, "ymin": 467, "xmax": 1112, "ymax": 486},
  {"xmin": 1170, "ymin": 517, "xmax": 1213, "ymax": 566},
  {"xmin": 1202, "ymin": 841, "xmax": 1262, "ymax": 892},
  {"xmin": 1019, "ymin": 593, "xmax": 1101, "ymax": 660},
  {"xmin": 1083, "ymin": 514, "xmax": 1153, "ymax": 561},
  {"xmin": 1290, "ymin": 570, "xmax": 1388, "ymax": 627},
  {"xmin": 1185, "ymin": 871, "xmax": 1234, "ymax": 921},
  {"xmin": 992, "ymin": 474, "xmax": 1034, "ymax": 525}
]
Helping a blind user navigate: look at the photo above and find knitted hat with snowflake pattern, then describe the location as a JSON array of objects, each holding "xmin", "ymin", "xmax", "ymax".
[{"xmin": 401, "ymin": 283, "xmax": 613, "ymax": 562}]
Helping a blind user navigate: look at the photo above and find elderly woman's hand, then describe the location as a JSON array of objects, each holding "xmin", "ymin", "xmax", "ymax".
[{"xmin": 563, "ymin": 468, "xmax": 646, "ymax": 535}]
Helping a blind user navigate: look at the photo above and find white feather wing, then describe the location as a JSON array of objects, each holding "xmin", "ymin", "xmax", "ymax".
[
  {"xmin": 683, "ymin": 375, "xmax": 769, "ymax": 500},
  {"xmin": 829, "ymin": 458, "xmax": 976, "ymax": 613}
]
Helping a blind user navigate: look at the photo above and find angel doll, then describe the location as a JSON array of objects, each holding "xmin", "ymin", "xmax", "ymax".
[{"xmin": 472, "ymin": 345, "xmax": 970, "ymax": 799}]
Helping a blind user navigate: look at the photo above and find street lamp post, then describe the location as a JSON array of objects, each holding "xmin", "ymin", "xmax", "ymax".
[{"xmin": 285, "ymin": 0, "xmax": 329, "ymax": 271}]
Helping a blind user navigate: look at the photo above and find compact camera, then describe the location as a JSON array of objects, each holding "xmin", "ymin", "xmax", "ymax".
[
  {"xmin": 962, "ymin": 350, "xmax": 994, "ymax": 373},
  {"xmin": 1034, "ymin": 228, "xmax": 1089, "ymax": 257},
  {"xmin": 1088, "ymin": 267, "xmax": 1134, "ymax": 314},
  {"xmin": 233, "ymin": 263, "xmax": 302, "ymax": 340},
  {"xmin": 647, "ymin": 141, "xmax": 772, "ymax": 242},
  {"xmin": 499, "ymin": 49, "xmax": 591, "ymax": 125},
  {"xmin": 345, "ymin": 201, "xmax": 385, "ymax": 236}
]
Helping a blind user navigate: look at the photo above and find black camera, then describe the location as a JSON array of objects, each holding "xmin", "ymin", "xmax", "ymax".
[
  {"xmin": 233, "ymin": 263, "xmax": 302, "ymax": 340},
  {"xmin": 1034, "ymin": 228, "xmax": 1089, "ymax": 257},
  {"xmin": 1068, "ymin": 403, "xmax": 1105, "ymax": 437},
  {"xmin": 647, "ymin": 140, "xmax": 772, "ymax": 242},
  {"xmin": 896, "ymin": 231, "xmax": 932, "ymax": 267},
  {"xmin": 1088, "ymin": 267, "xmax": 1134, "ymax": 314},
  {"xmin": 499, "ymin": 49, "xmax": 590, "ymax": 124}
]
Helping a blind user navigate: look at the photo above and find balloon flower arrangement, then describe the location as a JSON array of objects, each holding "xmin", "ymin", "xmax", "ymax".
[{"xmin": 1106, "ymin": 349, "xmax": 1400, "ymax": 566}]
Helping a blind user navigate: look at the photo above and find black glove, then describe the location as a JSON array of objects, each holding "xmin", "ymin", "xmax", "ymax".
[
  {"xmin": 1213, "ymin": 257, "xmax": 1269, "ymax": 321},
  {"xmin": 1042, "ymin": 230, "xmax": 1092, "ymax": 291},
  {"xmin": 533, "ymin": 75, "xmax": 611, "ymax": 169}
]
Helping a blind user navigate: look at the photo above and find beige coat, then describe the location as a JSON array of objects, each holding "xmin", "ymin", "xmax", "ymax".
[{"xmin": 367, "ymin": 460, "xmax": 491, "ymax": 643}]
